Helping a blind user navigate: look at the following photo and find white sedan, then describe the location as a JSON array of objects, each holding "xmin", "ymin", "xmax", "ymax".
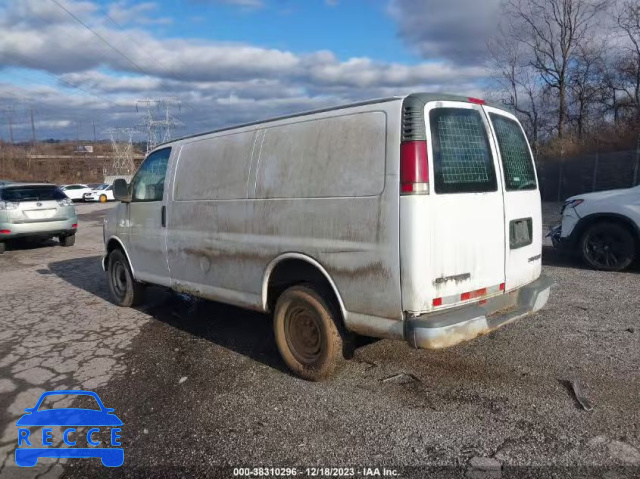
[
  {"xmin": 83, "ymin": 184, "xmax": 115, "ymax": 203},
  {"xmin": 60, "ymin": 184, "xmax": 93, "ymax": 201}
]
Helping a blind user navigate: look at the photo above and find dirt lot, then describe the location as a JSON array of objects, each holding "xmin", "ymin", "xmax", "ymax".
[{"xmin": 0, "ymin": 202, "xmax": 639, "ymax": 478}]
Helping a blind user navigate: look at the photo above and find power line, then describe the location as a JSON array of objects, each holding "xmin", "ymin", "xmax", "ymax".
[
  {"xmin": 101, "ymin": 10, "xmax": 196, "ymax": 111},
  {"xmin": 51, "ymin": 0, "xmax": 196, "ymax": 111},
  {"xmin": 49, "ymin": 0, "xmax": 149, "ymax": 76}
]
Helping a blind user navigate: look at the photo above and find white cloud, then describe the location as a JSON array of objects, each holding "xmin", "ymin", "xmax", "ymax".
[
  {"xmin": 106, "ymin": 1, "xmax": 172, "ymax": 25},
  {"xmin": 0, "ymin": 0, "xmax": 492, "ymax": 140},
  {"xmin": 388, "ymin": 0, "xmax": 502, "ymax": 64}
]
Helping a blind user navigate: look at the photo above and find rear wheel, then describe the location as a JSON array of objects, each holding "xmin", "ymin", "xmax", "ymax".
[
  {"xmin": 0, "ymin": 242, "xmax": 5, "ymax": 254},
  {"xmin": 107, "ymin": 249, "xmax": 145, "ymax": 307},
  {"xmin": 580, "ymin": 222, "xmax": 636, "ymax": 271},
  {"xmin": 59, "ymin": 234, "xmax": 76, "ymax": 247},
  {"xmin": 273, "ymin": 284, "xmax": 345, "ymax": 381}
]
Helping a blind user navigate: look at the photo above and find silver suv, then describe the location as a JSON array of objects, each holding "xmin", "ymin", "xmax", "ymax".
[{"xmin": 0, "ymin": 183, "xmax": 78, "ymax": 254}]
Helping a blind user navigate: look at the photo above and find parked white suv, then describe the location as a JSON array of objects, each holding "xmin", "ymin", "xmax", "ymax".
[{"xmin": 548, "ymin": 185, "xmax": 640, "ymax": 271}]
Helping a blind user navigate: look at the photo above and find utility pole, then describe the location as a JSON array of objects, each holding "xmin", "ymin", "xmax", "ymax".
[
  {"xmin": 92, "ymin": 121, "xmax": 97, "ymax": 143},
  {"xmin": 633, "ymin": 133, "xmax": 640, "ymax": 187},
  {"xmin": 30, "ymin": 108, "xmax": 36, "ymax": 144},
  {"xmin": 6, "ymin": 108, "xmax": 14, "ymax": 144}
]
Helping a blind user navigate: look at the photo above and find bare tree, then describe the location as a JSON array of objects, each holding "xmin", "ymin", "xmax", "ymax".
[
  {"xmin": 616, "ymin": 1, "xmax": 640, "ymax": 119},
  {"xmin": 567, "ymin": 41, "xmax": 607, "ymax": 138},
  {"xmin": 488, "ymin": 23, "xmax": 548, "ymax": 151},
  {"xmin": 504, "ymin": 0, "xmax": 609, "ymax": 138}
]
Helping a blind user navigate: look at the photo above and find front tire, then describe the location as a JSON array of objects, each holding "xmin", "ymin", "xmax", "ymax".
[
  {"xmin": 107, "ymin": 249, "xmax": 145, "ymax": 307},
  {"xmin": 274, "ymin": 285, "xmax": 345, "ymax": 381},
  {"xmin": 580, "ymin": 222, "xmax": 636, "ymax": 271}
]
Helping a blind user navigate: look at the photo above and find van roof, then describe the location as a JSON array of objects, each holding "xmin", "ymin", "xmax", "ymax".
[{"xmin": 153, "ymin": 92, "xmax": 510, "ymax": 151}]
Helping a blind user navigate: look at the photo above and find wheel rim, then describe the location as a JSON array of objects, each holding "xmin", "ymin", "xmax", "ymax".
[
  {"xmin": 284, "ymin": 302, "xmax": 323, "ymax": 364},
  {"xmin": 585, "ymin": 231, "xmax": 627, "ymax": 269},
  {"xmin": 110, "ymin": 260, "xmax": 128, "ymax": 299}
]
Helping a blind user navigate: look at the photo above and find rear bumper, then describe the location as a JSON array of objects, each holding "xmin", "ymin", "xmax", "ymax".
[
  {"xmin": 0, "ymin": 217, "xmax": 77, "ymax": 240},
  {"xmin": 404, "ymin": 274, "xmax": 553, "ymax": 349}
]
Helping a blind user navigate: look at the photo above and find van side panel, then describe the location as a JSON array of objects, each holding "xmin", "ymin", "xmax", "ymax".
[
  {"xmin": 165, "ymin": 102, "xmax": 403, "ymax": 321},
  {"xmin": 166, "ymin": 130, "xmax": 263, "ymax": 308},
  {"xmin": 248, "ymin": 105, "xmax": 403, "ymax": 320}
]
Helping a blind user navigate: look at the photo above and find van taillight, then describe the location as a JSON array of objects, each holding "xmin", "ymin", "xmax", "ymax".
[{"xmin": 400, "ymin": 140, "xmax": 428, "ymax": 195}]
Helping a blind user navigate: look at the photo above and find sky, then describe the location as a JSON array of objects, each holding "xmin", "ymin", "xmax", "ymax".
[{"xmin": 0, "ymin": 0, "xmax": 502, "ymax": 142}]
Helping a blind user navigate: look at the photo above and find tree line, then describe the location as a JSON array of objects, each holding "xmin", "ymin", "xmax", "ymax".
[{"xmin": 488, "ymin": 0, "xmax": 640, "ymax": 157}]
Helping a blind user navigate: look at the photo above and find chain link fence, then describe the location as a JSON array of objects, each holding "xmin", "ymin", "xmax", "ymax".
[{"xmin": 536, "ymin": 149, "xmax": 640, "ymax": 202}]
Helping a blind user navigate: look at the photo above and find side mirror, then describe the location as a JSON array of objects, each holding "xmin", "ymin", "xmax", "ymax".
[{"xmin": 113, "ymin": 179, "xmax": 131, "ymax": 202}]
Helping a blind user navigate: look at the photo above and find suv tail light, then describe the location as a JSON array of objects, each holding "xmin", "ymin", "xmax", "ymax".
[
  {"xmin": 57, "ymin": 198, "xmax": 73, "ymax": 207},
  {"xmin": 400, "ymin": 140, "xmax": 429, "ymax": 194},
  {"xmin": 0, "ymin": 201, "xmax": 19, "ymax": 210}
]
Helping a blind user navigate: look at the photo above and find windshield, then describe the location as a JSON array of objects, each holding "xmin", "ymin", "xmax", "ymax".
[
  {"xmin": 0, "ymin": 186, "xmax": 67, "ymax": 202},
  {"xmin": 37, "ymin": 393, "xmax": 101, "ymax": 411},
  {"xmin": 96, "ymin": 184, "xmax": 109, "ymax": 190}
]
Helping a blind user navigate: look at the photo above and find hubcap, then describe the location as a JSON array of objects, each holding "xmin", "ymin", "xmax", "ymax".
[
  {"xmin": 110, "ymin": 260, "xmax": 128, "ymax": 299},
  {"xmin": 585, "ymin": 232, "xmax": 625, "ymax": 269},
  {"xmin": 284, "ymin": 304, "xmax": 323, "ymax": 364}
]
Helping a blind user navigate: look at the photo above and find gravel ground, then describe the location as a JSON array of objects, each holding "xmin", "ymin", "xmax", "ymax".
[{"xmin": 0, "ymin": 202, "xmax": 638, "ymax": 478}]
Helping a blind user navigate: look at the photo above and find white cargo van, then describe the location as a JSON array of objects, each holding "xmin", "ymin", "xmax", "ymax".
[{"xmin": 103, "ymin": 93, "xmax": 552, "ymax": 380}]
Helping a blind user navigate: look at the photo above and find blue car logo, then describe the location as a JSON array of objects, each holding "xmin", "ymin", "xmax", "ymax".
[{"xmin": 15, "ymin": 390, "xmax": 123, "ymax": 467}]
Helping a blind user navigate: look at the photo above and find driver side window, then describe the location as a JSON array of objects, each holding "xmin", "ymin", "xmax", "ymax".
[{"xmin": 132, "ymin": 148, "xmax": 171, "ymax": 202}]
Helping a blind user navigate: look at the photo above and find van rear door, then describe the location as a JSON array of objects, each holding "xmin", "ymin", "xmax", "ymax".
[
  {"xmin": 413, "ymin": 101, "xmax": 506, "ymax": 311},
  {"xmin": 483, "ymin": 106, "xmax": 542, "ymax": 290}
]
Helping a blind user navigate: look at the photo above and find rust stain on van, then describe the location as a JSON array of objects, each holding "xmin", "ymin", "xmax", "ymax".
[
  {"xmin": 329, "ymin": 261, "xmax": 391, "ymax": 279},
  {"xmin": 183, "ymin": 247, "xmax": 268, "ymax": 263}
]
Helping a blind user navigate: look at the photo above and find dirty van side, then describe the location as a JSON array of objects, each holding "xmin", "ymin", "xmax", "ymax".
[{"xmin": 103, "ymin": 93, "xmax": 551, "ymax": 381}]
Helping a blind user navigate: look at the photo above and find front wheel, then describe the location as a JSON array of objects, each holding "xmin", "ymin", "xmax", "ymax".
[
  {"xmin": 273, "ymin": 285, "xmax": 346, "ymax": 381},
  {"xmin": 580, "ymin": 222, "xmax": 636, "ymax": 271},
  {"xmin": 107, "ymin": 249, "xmax": 145, "ymax": 307}
]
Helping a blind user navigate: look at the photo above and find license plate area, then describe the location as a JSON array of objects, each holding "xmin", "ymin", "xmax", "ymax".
[
  {"xmin": 510, "ymin": 218, "xmax": 532, "ymax": 249},
  {"xmin": 24, "ymin": 209, "xmax": 56, "ymax": 220}
]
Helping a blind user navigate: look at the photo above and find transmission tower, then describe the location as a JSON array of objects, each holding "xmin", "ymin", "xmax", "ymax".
[
  {"xmin": 106, "ymin": 127, "xmax": 136, "ymax": 177},
  {"xmin": 135, "ymin": 97, "xmax": 183, "ymax": 154}
]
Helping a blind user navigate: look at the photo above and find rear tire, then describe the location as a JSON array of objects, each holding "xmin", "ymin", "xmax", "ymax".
[
  {"xmin": 107, "ymin": 249, "xmax": 145, "ymax": 307},
  {"xmin": 580, "ymin": 222, "xmax": 636, "ymax": 271},
  {"xmin": 273, "ymin": 284, "xmax": 345, "ymax": 381},
  {"xmin": 59, "ymin": 234, "xmax": 76, "ymax": 247},
  {"xmin": 0, "ymin": 242, "xmax": 5, "ymax": 254}
]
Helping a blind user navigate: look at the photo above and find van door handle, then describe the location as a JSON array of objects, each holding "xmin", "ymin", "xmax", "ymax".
[{"xmin": 161, "ymin": 205, "xmax": 166, "ymax": 227}]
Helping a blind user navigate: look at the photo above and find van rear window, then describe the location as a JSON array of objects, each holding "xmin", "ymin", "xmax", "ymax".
[
  {"xmin": 0, "ymin": 185, "xmax": 66, "ymax": 202},
  {"xmin": 490, "ymin": 114, "xmax": 537, "ymax": 191},
  {"xmin": 429, "ymin": 108, "xmax": 497, "ymax": 194}
]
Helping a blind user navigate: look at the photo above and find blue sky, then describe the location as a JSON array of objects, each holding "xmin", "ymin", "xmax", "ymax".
[
  {"xmin": 0, "ymin": 0, "xmax": 499, "ymax": 140},
  {"xmin": 145, "ymin": 0, "xmax": 419, "ymax": 64}
]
